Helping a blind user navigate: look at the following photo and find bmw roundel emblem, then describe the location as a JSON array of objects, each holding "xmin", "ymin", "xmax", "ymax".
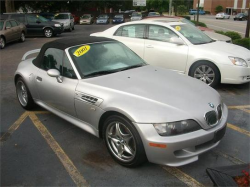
[{"xmin": 208, "ymin": 102, "xmax": 214, "ymax": 108}]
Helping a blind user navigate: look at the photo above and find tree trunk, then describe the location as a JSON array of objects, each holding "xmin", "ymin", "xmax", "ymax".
[
  {"xmin": 245, "ymin": 7, "xmax": 250, "ymax": 38},
  {"xmin": 196, "ymin": 0, "xmax": 200, "ymax": 25},
  {"xmin": 5, "ymin": 0, "xmax": 14, "ymax": 12}
]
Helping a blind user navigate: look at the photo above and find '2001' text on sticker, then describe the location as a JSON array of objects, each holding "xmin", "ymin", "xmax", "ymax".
[{"xmin": 74, "ymin": 45, "xmax": 91, "ymax": 57}]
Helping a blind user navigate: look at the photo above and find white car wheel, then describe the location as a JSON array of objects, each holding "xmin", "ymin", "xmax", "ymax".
[{"xmin": 0, "ymin": 37, "xmax": 5, "ymax": 49}]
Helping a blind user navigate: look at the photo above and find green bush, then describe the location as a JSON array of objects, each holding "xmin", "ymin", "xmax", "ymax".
[
  {"xmin": 233, "ymin": 38, "xmax": 250, "ymax": 50},
  {"xmin": 180, "ymin": 16, "xmax": 191, "ymax": 20},
  {"xmin": 215, "ymin": 31, "xmax": 242, "ymax": 40},
  {"xmin": 191, "ymin": 20, "xmax": 207, "ymax": 27},
  {"xmin": 177, "ymin": 5, "xmax": 187, "ymax": 16},
  {"xmin": 215, "ymin": 5, "xmax": 223, "ymax": 13}
]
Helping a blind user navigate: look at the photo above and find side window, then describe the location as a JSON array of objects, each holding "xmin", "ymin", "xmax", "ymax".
[
  {"xmin": 27, "ymin": 15, "xmax": 38, "ymax": 23},
  {"xmin": 42, "ymin": 48, "xmax": 64, "ymax": 74},
  {"xmin": 11, "ymin": 15, "xmax": 25, "ymax": 24},
  {"xmin": 148, "ymin": 25, "xmax": 179, "ymax": 43},
  {"xmin": 114, "ymin": 24, "xmax": 145, "ymax": 39},
  {"xmin": 10, "ymin": 20, "xmax": 18, "ymax": 27},
  {"xmin": 5, "ymin": 21, "xmax": 12, "ymax": 28},
  {"xmin": 62, "ymin": 55, "xmax": 77, "ymax": 79}
]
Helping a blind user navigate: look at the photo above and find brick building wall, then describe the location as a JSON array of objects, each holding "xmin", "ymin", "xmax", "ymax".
[{"xmin": 193, "ymin": 0, "xmax": 249, "ymax": 14}]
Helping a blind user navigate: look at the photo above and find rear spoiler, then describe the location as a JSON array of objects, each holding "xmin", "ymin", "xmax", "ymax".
[{"xmin": 22, "ymin": 49, "xmax": 41, "ymax": 61}]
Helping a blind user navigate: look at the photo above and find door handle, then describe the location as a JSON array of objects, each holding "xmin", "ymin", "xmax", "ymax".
[
  {"xmin": 36, "ymin": 76, "xmax": 42, "ymax": 82},
  {"xmin": 146, "ymin": 45, "xmax": 154, "ymax": 48}
]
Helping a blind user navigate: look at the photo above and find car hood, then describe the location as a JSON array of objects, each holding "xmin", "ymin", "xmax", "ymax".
[
  {"xmin": 195, "ymin": 41, "xmax": 250, "ymax": 59},
  {"xmin": 81, "ymin": 18, "xmax": 91, "ymax": 21},
  {"xmin": 97, "ymin": 18, "xmax": 108, "ymax": 21},
  {"xmin": 203, "ymin": 31, "xmax": 231, "ymax": 42},
  {"xmin": 52, "ymin": 19, "xmax": 69, "ymax": 24},
  {"xmin": 77, "ymin": 66, "xmax": 221, "ymax": 128}
]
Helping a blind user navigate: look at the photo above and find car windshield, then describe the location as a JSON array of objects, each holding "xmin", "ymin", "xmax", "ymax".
[
  {"xmin": 236, "ymin": 13, "xmax": 244, "ymax": 17},
  {"xmin": 54, "ymin": 14, "xmax": 69, "ymax": 19},
  {"xmin": 0, "ymin": 21, "xmax": 4, "ymax": 30},
  {"xmin": 98, "ymin": 15, "xmax": 108, "ymax": 18},
  {"xmin": 81, "ymin": 15, "xmax": 90, "ymax": 18},
  {"xmin": 132, "ymin": 12, "xmax": 141, "ymax": 17},
  {"xmin": 148, "ymin": 12, "xmax": 160, "ymax": 16},
  {"xmin": 114, "ymin": 15, "xmax": 123, "ymax": 18},
  {"xmin": 171, "ymin": 24, "xmax": 214, "ymax": 45},
  {"xmin": 68, "ymin": 42, "xmax": 147, "ymax": 78}
]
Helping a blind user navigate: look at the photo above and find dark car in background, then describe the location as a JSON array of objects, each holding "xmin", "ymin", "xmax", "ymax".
[
  {"xmin": 80, "ymin": 14, "xmax": 94, "ymax": 25},
  {"xmin": 112, "ymin": 14, "xmax": 124, "ymax": 24},
  {"xmin": 2, "ymin": 13, "xmax": 63, "ymax": 38},
  {"xmin": 0, "ymin": 18, "xmax": 26, "ymax": 49},
  {"xmin": 148, "ymin": 12, "xmax": 161, "ymax": 17},
  {"xmin": 234, "ymin": 13, "xmax": 248, "ymax": 21},
  {"xmin": 39, "ymin": 12, "xmax": 55, "ymax": 21}
]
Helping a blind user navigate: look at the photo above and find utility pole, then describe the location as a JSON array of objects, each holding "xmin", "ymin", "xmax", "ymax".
[
  {"xmin": 5, "ymin": 0, "xmax": 14, "ymax": 12},
  {"xmin": 196, "ymin": 0, "xmax": 200, "ymax": 25},
  {"xmin": 169, "ymin": 0, "xmax": 172, "ymax": 16},
  {"xmin": 245, "ymin": 5, "xmax": 250, "ymax": 38}
]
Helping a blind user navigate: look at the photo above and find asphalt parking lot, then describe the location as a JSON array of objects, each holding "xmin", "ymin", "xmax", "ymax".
[{"xmin": 1, "ymin": 24, "xmax": 250, "ymax": 186}]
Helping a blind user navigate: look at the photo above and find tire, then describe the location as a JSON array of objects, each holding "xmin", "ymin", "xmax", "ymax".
[
  {"xmin": 16, "ymin": 77, "xmax": 35, "ymax": 110},
  {"xmin": 19, "ymin": 32, "xmax": 25, "ymax": 42},
  {"xmin": 103, "ymin": 115, "xmax": 147, "ymax": 167},
  {"xmin": 0, "ymin": 36, "xmax": 5, "ymax": 49},
  {"xmin": 72, "ymin": 25, "xmax": 75, "ymax": 30},
  {"xmin": 190, "ymin": 61, "xmax": 220, "ymax": 88},
  {"xmin": 44, "ymin": 28, "xmax": 53, "ymax": 38}
]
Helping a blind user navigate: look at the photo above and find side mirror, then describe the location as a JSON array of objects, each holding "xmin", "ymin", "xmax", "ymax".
[
  {"xmin": 6, "ymin": 26, "xmax": 11, "ymax": 30},
  {"xmin": 170, "ymin": 37, "xmax": 185, "ymax": 45},
  {"xmin": 47, "ymin": 69, "xmax": 63, "ymax": 83},
  {"xmin": 36, "ymin": 20, "xmax": 41, "ymax": 24}
]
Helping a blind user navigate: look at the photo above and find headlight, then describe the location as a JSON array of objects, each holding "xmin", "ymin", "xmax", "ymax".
[
  {"xmin": 54, "ymin": 24, "xmax": 61, "ymax": 27},
  {"xmin": 153, "ymin": 120, "xmax": 201, "ymax": 136},
  {"xmin": 229, "ymin": 57, "xmax": 248, "ymax": 67}
]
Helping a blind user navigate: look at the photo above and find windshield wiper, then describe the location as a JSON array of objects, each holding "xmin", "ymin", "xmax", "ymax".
[
  {"xmin": 84, "ymin": 69, "xmax": 118, "ymax": 78},
  {"xmin": 117, "ymin": 64, "xmax": 145, "ymax": 72}
]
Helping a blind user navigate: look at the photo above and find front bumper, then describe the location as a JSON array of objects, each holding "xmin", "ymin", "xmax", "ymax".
[
  {"xmin": 220, "ymin": 64, "xmax": 250, "ymax": 84},
  {"xmin": 134, "ymin": 104, "xmax": 228, "ymax": 166},
  {"xmin": 112, "ymin": 20, "xmax": 124, "ymax": 23},
  {"xmin": 80, "ymin": 20, "xmax": 91, "ymax": 24},
  {"xmin": 53, "ymin": 27, "xmax": 64, "ymax": 34},
  {"xmin": 96, "ymin": 20, "xmax": 109, "ymax": 24}
]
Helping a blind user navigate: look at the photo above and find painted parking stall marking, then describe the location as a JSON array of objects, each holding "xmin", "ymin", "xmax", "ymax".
[{"xmin": 0, "ymin": 111, "xmax": 89, "ymax": 187}]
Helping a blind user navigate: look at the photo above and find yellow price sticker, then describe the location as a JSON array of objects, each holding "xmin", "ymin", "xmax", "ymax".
[
  {"xmin": 175, "ymin": 26, "xmax": 181, "ymax": 31},
  {"xmin": 73, "ymin": 45, "xmax": 90, "ymax": 57}
]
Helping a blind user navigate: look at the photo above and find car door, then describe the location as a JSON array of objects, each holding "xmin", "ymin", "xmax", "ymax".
[
  {"xmin": 144, "ymin": 25, "xmax": 188, "ymax": 74},
  {"xmin": 4, "ymin": 21, "xmax": 15, "ymax": 42},
  {"xmin": 10, "ymin": 20, "xmax": 20, "ymax": 40},
  {"xmin": 35, "ymin": 48, "xmax": 78, "ymax": 117},
  {"xmin": 26, "ymin": 14, "xmax": 44, "ymax": 36},
  {"xmin": 70, "ymin": 14, "xmax": 74, "ymax": 26},
  {"xmin": 112, "ymin": 24, "xmax": 146, "ymax": 58}
]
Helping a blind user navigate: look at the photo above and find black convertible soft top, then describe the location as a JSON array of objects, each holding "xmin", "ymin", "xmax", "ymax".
[{"xmin": 33, "ymin": 36, "xmax": 115, "ymax": 67}]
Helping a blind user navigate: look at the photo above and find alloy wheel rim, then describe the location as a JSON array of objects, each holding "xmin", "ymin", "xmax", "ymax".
[
  {"xmin": 45, "ymin": 29, "xmax": 52, "ymax": 37},
  {"xmin": 106, "ymin": 121, "xmax": 136, "ymax": 162},
  {"xmin": 17, "ymin": 81, "xmax": 28, "ymax": 106},
  {"xmin": 194, "ymin": 65, "xmax": 215, "ymax": 85},
  {"xmin": 21, "ymin": 33, "xmax": 25, "ymax": 41},
  {"xmin": 0, "ymin": 38, "xmax": 5, "ymax": 48}
]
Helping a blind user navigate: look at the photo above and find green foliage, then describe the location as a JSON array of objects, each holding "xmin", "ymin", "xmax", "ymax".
[
  {"xmin": 180, "ymin": 16, "xmax": 191, "ymax": 20},
  {"xmin": 233, "ymin": 38, "xmax": 250, "ymax": 49},
  {"xmin": 215, "ymin": 5, "xmax": 223, "ymax": 13},
  {"xmin": 191, "ymin": 20, "xmax": 207, "ymax": 27},
  {"xmin": 146, "ymin": 0, "xmax": 169, "ymax": 13},
  {"xmin": 215, "ymin": 31, "xmax": 242, "ymax": 40},
  {"xmin": 177, "ymin": 5, "xmax": 187, "ymax": 16}
]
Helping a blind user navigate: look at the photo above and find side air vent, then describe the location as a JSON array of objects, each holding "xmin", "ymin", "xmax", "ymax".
[{"xmin": 75, "ymin": 92, "xmax": 103, "ymax": 106}]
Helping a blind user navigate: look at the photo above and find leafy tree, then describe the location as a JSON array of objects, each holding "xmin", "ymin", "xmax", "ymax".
[
  {"xmin": 177, "ymin": 5, "xmax": 187, "ymax": 15},
  {"xmin": 215, "ymin": 5, "xmax": 223, "ymax": 13}
]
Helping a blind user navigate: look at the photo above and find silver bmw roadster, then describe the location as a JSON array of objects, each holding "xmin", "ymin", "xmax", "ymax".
[{"xmin": 15, "ymin": 37, "xmax": 228, "ymax": 167}]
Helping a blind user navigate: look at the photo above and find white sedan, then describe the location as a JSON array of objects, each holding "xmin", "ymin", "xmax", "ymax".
[
  {"xmin": 216, "ymin": 12, "xmax": 230, "ymax": 19},
  {"xmin": 91, "ymin": 20, "xmax": 250, "ymax": 87}
]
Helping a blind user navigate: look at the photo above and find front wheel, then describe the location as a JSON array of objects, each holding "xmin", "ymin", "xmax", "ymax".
[
  {"xmin": 103, "ymin": 115, "xmax": 147, "ymax": 167},
  {"xmin": 44, "ymin": 28, "xmax": 53, "ymax": 38},
  {"xmin": 0, "ymin": 37, "xmax": 5, "ymax": 49},
  {"xmin": 190, "ymin": 62, "xmax": 220, "ymax": 87},
  {"xmin": 16, "ymin": 77, "xmax": 35, "ymax": 110}
]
